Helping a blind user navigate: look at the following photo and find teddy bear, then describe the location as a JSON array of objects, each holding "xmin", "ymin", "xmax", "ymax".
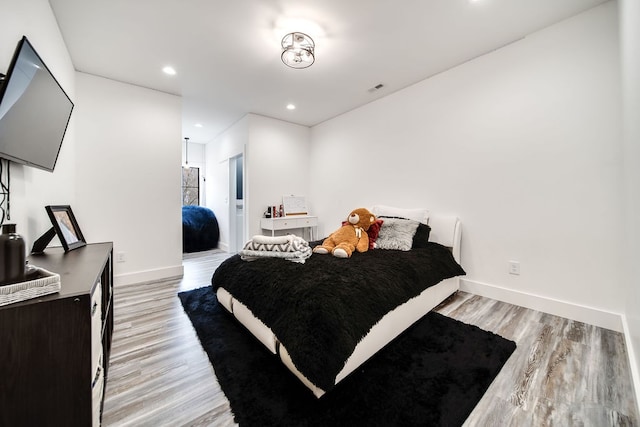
[{"xmin": 313, "ymin": 208, "xmax": 377, "ymax": 258}]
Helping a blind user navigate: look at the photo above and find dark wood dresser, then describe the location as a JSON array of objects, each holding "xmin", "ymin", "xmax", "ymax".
[{"xmin": 0, "ymin": 242, "xmax": 113, "ymax": 426}]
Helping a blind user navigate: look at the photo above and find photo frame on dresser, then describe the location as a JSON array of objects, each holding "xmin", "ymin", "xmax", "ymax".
[{"xmin": 45, "ymin": 205, "xmax": 86, "ymax": 252}]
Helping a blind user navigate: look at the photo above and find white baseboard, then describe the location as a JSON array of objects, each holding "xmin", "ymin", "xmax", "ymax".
[
  {"xmin": 218, "ymin": 242, "xmax": 230, "ymax": 252},
  {"xmin": 621, "ymin": 314, "xmax": 640, "ymax": 416},
  {"xmin": 460, "ymin": 278, "xmax": 623, "ymax": 332},
  {"xmin": 114, "ymin": 264, "xmax": 184, "ymax": 286}
]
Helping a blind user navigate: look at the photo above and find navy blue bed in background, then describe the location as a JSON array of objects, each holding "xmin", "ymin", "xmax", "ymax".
[{"xmin": 182, "ymin": 206, "xmax": 219, "ymax": 253}]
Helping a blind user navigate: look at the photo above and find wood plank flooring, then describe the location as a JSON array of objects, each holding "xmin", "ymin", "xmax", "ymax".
[
  {"xmin": 102, "ymin": 250, "xmax": 639, "ymax": 426},
  {"xmin": 437, "ymin": 293, "xmax": 639, "ymax": 426}
]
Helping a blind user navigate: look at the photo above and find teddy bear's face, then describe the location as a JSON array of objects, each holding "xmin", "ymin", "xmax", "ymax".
[
  {"xmin": 347, "ymin": 212, "xmax": 360, "ymax": 225},
  {"xmin": 347, "ymin": 208, "xmax": 376, "ymax": 231}
]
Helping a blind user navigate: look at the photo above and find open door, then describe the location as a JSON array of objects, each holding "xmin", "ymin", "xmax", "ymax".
[{"xmin": 228, "ymin": 154, "xmax": 244, "ymax": 253}]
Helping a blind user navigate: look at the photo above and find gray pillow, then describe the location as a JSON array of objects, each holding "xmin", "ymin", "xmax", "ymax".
[{"xmin": 375, "ymin": 218, "xmax": 419, "ymax": 251}]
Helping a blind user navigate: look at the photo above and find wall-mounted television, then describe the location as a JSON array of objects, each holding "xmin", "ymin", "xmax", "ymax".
[{"xmin": 0, "ymin": 36, "xmax": 74, "ymax": 172}]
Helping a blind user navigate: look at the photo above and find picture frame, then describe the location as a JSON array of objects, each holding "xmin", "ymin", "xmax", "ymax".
[{"xmin": 45, "ymin": 205, "xmax": 86, "ymax": 252}]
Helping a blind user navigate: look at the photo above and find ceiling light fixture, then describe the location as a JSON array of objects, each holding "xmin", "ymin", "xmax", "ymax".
[
  {"xmin": 184, "ymin": 137, "xmax": 190, "ymax": 168},
  {"xmin": 286, "ymin": 103, "xmax": 296, "ymax": 110},
  {"xmin": 163, "ymin": 66, "xmax": 176, "ymax": 75},
  {"xmin": 281, "ymin": 32, "xmax": 315, "ymax": 69}
]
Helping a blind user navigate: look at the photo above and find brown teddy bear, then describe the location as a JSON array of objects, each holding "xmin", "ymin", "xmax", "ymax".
[{"xmin": 313, "ymin": 208, "xmax": 377, "ymax": 258}]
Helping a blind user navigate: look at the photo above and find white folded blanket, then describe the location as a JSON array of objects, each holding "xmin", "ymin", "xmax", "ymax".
[
  {"xmin": 239, "ymin": 248, "xmax": 311, "ymax": 263},
  {"xmin": 250, "ymin": 235, "xmax": 291, "ymax": 245},
  {"xmin": 240, "ymin": 234, "xmax": 312, "ymax": 263}
]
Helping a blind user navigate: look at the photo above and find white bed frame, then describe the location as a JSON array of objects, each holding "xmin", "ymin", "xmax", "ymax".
[{"xmin": 216, "ymin": 214, "xmax": 462, "ymax": 398}]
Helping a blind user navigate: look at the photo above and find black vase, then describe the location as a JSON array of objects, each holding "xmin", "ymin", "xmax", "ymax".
[{"xmin": 0, "ymin": 223, "xmax": 26, "ymax": 286}]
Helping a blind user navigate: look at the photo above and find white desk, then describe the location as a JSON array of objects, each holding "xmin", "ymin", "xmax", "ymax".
[{"xmin": 261, "ymin": 215, "xmax": 318, "ymax": 240}]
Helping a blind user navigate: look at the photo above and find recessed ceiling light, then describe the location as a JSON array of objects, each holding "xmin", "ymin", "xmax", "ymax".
[
  {"xmin": 195, "ymin": 123, "xmax": 203, "ymax": 128},
  {"xmin": 162, "ymin": 66, "xmax": 176, "ymax": 75},
  {"xmin": 286, "ymin": 104, "xmax": 296, "ymax": 110}
]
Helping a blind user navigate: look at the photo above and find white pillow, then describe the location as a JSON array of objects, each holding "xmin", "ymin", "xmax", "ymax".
[
  {"xmin": 375, "ymin": 218, "xmax": 420, "ymax": 251},
  {"xmin": 371, "ymin": 205, "xmax": 429, "ymax": 224}
]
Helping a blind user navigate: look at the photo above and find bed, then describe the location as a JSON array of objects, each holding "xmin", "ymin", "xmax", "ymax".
[{"xmin": 211, "ymin": 206, "xmax": 464, "ymax": 398}]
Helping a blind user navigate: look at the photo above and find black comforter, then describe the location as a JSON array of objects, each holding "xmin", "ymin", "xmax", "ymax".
[{"xmin": 211, "ymin": 242, "xmax": 465, "ymax": 392}]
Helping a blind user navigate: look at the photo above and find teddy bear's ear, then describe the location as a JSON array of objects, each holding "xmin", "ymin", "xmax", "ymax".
[{"xmin": 370, "ymin": 216, "xmax": 374, "ymax": 223}]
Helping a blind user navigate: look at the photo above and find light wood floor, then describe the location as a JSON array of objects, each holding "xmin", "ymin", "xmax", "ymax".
[{"xmin": 102, "ymin": 250, "xmax": 639, "ymax": 426}]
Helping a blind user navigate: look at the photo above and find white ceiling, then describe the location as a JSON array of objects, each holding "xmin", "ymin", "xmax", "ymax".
[{"xmin": 48, "ymin": 0, "xmax": 608, "ymax": 144}]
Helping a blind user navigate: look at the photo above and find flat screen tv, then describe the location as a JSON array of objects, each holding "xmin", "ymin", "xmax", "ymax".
[{"xmin": 0, "ymin": 36, "xmax": 73, "ymax": 172}]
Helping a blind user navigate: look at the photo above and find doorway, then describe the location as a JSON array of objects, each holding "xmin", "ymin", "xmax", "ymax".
[{"xmin": 228, "ymin": 154, "xmax": 244, "ymax": 252}]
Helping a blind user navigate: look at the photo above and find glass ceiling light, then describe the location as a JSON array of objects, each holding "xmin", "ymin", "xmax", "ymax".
[
  {"xmin": 281, "ymin": 32, "xmax": 315, "ymax": 69},
  {"xmin": 184, "ymin": 137, "xmax": 190, "ymax": 168}
]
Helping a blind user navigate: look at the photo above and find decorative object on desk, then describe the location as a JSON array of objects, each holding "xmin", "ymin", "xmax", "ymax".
[
  {"xmin": 283, "ymin": 195, "xmax": 307, "ymax": 216},
  {"xmin": 0, "ymin": 223, "xmax": 25, "ymax": 285},
  {"xmin": 46, "ymin": 205, "xmax": 86, "ymax": 252},
  {"xmin": 0, "ymin": 265, "xmax": 60, "ymax": 306},
  {"xmin": 32, "ymin": 205, "xmax": 86, "ymax": 253}
]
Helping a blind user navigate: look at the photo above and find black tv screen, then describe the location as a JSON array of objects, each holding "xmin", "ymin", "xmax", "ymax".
[{"xmin": 0, "ymin": 36, "xmax": 73, "ymax": 172}]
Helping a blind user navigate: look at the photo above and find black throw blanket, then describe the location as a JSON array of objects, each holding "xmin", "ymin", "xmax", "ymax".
[
  {"xmin": 178, "ymin": 286, "xmax": 517, "ymax": 426},
  {"xmin": 211, "ymin": 242, "xmax": 465, "ymax": 391}
]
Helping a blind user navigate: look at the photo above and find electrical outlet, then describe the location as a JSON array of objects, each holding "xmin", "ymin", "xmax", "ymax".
[
  {"xmin": 116, "ymin": 252, "xmax": 126, "ymax": 263},
  {"xmin": 508, "ymin": 261, "xmax": 520, "ymax": 275}
]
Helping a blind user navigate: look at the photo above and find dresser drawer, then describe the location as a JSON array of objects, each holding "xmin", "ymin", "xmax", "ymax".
[
  {"xmin": 91, "ymin": 359, "xmax": 104, "ymax": 427},
  {"xmin": 296, "ymin": 217, "xmax": 318, "ymax": 227},
  {"xmin": 261, "ymin": 216, "xmax": 318, "ymax": 230},
  {"xmin": 270, "ymin": 219, "xmax": 298, "ymax": 230},
  {"xmin": 261, "ymin": 216, "xmax": 318, "ymax": 240},
  {"xmin": 91, "ymin": 281, "xmax": 103, "ymax": 372}
]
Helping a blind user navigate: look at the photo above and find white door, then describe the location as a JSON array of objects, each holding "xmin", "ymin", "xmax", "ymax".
[{"xmin": 228, "ymin": 154, "xmax": 244, "ymax": 252}]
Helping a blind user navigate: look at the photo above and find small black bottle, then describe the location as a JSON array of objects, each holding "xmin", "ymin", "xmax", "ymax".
[{"xmin": 0, "ymin": 223, "xmax": 26, "ymax": 286}]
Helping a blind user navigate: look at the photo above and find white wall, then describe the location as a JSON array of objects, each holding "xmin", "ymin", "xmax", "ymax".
[
  {"xmin": 245, "ymin": 114, "xmax": 311, "ymax": 239},
  {"xmin": 205, "ymin": 115, "xmax": 249, "ymax": 250},
  {"xmin": 1, "ymin": 0, "xmax": 183, "ymax": 286},
  {"xmin": 310, "ymin": 3, "xmax": 623, "ymax": 326},
  {"xmin": 0, "ymin": 0, "xmax": 77, "ymax": 246},
  {"xmin": 620, "ymin": 0, "xmax": 640, "ymax": 408},
  {"xmin": 75, "ymin": 72, "xmax": 183, "ymax": 285},
  {"xmin": 205, "ymin": 114, "xmax": 310, "ymax": 250}
]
